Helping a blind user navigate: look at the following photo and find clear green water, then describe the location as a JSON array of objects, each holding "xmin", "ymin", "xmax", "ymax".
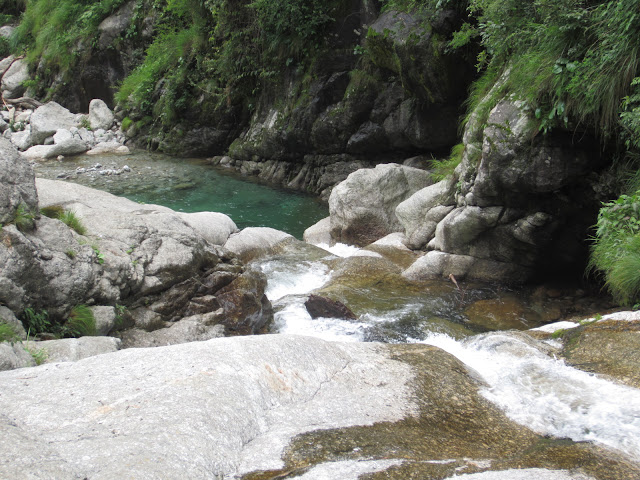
[{"xmin": 34, "ymin": 151, "xmax": 328, "ymax": 239}]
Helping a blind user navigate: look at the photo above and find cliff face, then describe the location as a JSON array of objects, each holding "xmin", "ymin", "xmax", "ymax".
[{"xmin": 14, "ymin": 1, "xmax": 476, "ymax": 193}]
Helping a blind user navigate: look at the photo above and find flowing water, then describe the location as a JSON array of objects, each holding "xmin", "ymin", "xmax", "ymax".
[{"xmin": 35, "ymin": 151, "xmax": 640, "ymax": 462}]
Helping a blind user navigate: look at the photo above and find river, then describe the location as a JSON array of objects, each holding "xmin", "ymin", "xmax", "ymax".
[{"xmin": 34, "ymin": 151, "xmax": 640, "ymax": 463}]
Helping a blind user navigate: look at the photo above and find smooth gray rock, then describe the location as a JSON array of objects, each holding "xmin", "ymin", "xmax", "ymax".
[
  {"xmin": 90, "ymin": 306, "xmax": 117, "ymax": 336},
  {"xmin": 0, "ymin": 335, "xmax": 415, "ymax": 479},
  {"xmin": 178, "ymin": 211, "xmax": 238, "ymax": 246},
  {"xmin": 21, "ymin": 138, "xmax": 89, "ymax": 159},
  {"xmin": 0, "ymin": 343, "xmax": 35, "ymax": 371},
  {"xmin": 329, "ymin": 163, "xmax": 432, "ymax": 246},
  {"xmin": 98, "ymin": 0, "xmax": 136, "ymax": 49},
  {"xmin": 303, "ymin": 216, "xmax": 332, "ymax": 246},
  {"xmin": 36, "ymin": 337, "xmax": 121, "ymax": 364},
  {"xmin": 402, "ymin": 250, "xmax": 522, "ymax": 283},
  {"xmin": 29, "ymin": 102, "xmax": 80, "ymax": 145},
  {"xmin": 1, "ymin": 58, "xmax": 28, "ymax": 99},
  {"xmin": 9, "ymin": 125, "xmax": 33, "ymax": 151},
  {"xmin": 0, "ymin": 55, "xmax": 14, "ymax": 78},
  {"xmin": 224, "ymin": 227, "xmax": 293, "ymax": 262},
  {"xmin": 0, "ymin": 26, "xmax": 15, "ymax": 38},
  {"xmin": 0, "ymin": 137, "xmax": 38, "ymax": 224},
  {"xmin": 396, "ymin": 179, "xmax": 456, "ymax": 249},
  {"xmin": 88, "ymin": 99, "xmax": 115, "ymax": 130},
  {"xmin": 120, "ymin": 318, "xmax": 224, "ymax": 348},
  {"xmin": 86, "ymin": 141, "xmax": 129, "ymax": 155}
]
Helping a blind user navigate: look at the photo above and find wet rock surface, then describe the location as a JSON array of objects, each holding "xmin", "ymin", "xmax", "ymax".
[
  {"xmin": 556, "ymin": 315, "xmax": 640, "ymax": 388},
  {"xmin": 2, "ymin": 335, "xmax": 637, "ymax": 480}
]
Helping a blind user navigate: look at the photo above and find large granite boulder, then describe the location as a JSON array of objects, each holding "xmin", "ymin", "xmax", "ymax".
[
  {"xmin": 0, "ymin": 138, "xmax": 38, "ymax": 224},
  {"xmin": 0, "ymin": 335, "xmax": 634, "ymax": 479},
  {"xmin": 395, "ymin": 95, "xmax": 604, "ymax": 283},
  {"xmin": 0, "ymin": 140, "xmax": 272, "ymax": 344},
  {"xmin": 29, "ymin": 102, "xmax": 81, "ymax": 145},
  {"xmin": 329, "ymin": 163, "xmax": 432, "ymax": 246},
  {"xmin": 224, "ymin": 227, "xmax": 294, "ymax": 262},
  {"xmin": 88, "ymin": 99, "xmax": 114, "ymax": 130},
  {"xmin": 1, "ymin": 58, "xmax": 29, "ymax": 99}
]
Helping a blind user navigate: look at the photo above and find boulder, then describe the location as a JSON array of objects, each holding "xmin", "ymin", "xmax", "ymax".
[
  {"xmin": 88, "ymin": 99, "xmax": 114, "ymax": 130},
  {"xmin": 21, "ymin": 137, "xmax": 89, "ymax": 160},
  {"xmin": 329, "ymin": 164, "xmax": 432, "ymax": 246},
  {"xmin": 396, "ymin": 179, "xmax": 456, "ymax": 249},
  {"xmin": 90, "ymin": 306, "xmax": 118, "ymax": 336},
  {"xmin": 0, "ymin": 26, "xmax": 15, "ymax": 39},
  {"xmin": 303, "ymin": 216, "xmax": 333, "ymax": 246},
  {"xmin": 402, "ymin": 251, "xmax": 523, "ymax": 283},
  {"xmin": 86, "ymin": 141, "xmax": 129, "ymax": 155},
  {"xmin": 0, "ymin": 173, "xmax": 272, "ymax": 334},
  {"xmin": 224, "ymin": 227, "xmax": 294, "ymax": 262},
  {"xmin": 0, "ymin": 343, "xmax": 35, "ymax": 371},
  {"xmin": 0, "ymin": 55, "xmax": 14, "ymax": 78},
  {"xmin": 1, "ymin": 58, "xmax": 29, "ymax": 99},
  {"xmin": 120, "ymin": 318, "xmax": 224, "ymax": 348},
  {"xmin": 98, "ymin": 0, "xmax": 136, "ymax": 49},
  {"xmin": 304, "ymin": 294, "xmax": 357, "ymax": 320},
  {"xmin": 177, "ymin": 211, "xmax": 238, "ymax": 246},
  {"xmin": 29, "ymin": 102, "xmax": 80, "ymax": 145},
  {"xmin": 0, "ymin": 137, "xmax": 38, "ymax": 224},
  {"xmin": 35, "ymin": 337, "xmax": 121, "ymax": 364},
  {"xmin": 558, "ymin": 316, "xmax": 640, "ymax": 389},
  {"xmin": 9, "ymin": 126, "xmax": 33, "ymax": 151}
]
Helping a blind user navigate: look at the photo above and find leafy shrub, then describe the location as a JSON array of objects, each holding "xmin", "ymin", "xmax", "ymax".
[
  {"xmin": 20, "ymin": 307, "xmax": 50, "ymax": 335},
  {"xmin": 65, "ymin": 305, "xmax": 96, "ymax": 337},
  {"xmin": 589, "ymin": 192, "xmax": 640, "ymax": 305}
]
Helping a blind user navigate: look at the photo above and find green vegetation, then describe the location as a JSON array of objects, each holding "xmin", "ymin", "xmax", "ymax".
[
  {"xmin": 41, "ymin": 205, "xmax": 86, "ymax": 235},
  {"xmin": 24, "ymin": 341, "xmax": 48, "ymax": 365},
  {"xmin": 64, "ymin": 305, "xmax": 96, "ymax": 337},
  {"xmin": 112, "ymin": 0, "xmax": 343, "ymax": 127},
  {"xmin": 13, "ymin": 0, "xmax": 128, "ymax": 74},
  {"xmin": 20, "ymin": 307, "xmax": 50, "ymax": 335},
  {"xmin": 589, "ymin": 192, "xmax": 640, "ymax": 306},
  {"xmin": 0, "ymin": 321, "xmax": 19, "ymax": 343},
  {"xmin": 12, "ymin": 203, "xmax": 35, "ymax": 232},
  {"xmin": 431, "ymin": 143, "xmax": 464, "ymax": 182},
  {"xmin": 91, "ymin": 245, "xmax": 105, "ymax": 264},
  {"xmin": 449, "ymin": 0, "xmax": 640, "ymax": 141}
]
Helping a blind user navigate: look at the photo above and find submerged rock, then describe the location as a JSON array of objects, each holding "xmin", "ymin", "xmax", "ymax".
[{"xmin": 304, "ymin": 294, "xmax": 357, "ymax": 320}]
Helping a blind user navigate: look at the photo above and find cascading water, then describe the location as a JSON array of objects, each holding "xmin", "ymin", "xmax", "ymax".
[
  {"xmin": 258, "ymin": 243, "xmax": 640, "ymax": 462},
  {"xmin": 420, "ymin": 333, "xmax": 640, "ymax": 461}
]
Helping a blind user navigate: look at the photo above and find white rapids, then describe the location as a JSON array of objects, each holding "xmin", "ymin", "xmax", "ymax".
[
  {"xmin": 420, "ymin": 332, "xmax": 640, "ymax": 460},
  {"xmin": 258, "ymin": 244, "xmax": 640, "ymax": 462}
]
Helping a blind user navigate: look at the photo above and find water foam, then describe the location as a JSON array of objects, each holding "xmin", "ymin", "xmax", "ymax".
[
  {"xmin": 420, "ymin": 333, "xmax": 640, "ymax": 460},
  {"xmin": 260, "ymin": 260, "xmax": 331, "ymax": 302}
]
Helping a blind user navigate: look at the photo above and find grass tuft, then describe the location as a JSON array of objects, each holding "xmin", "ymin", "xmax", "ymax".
[{"xmin": 65, "ymin": 305, "xmax": 96, "ymax": 337}]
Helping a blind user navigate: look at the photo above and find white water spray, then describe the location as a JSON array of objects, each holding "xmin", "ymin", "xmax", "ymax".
[{"xmin": 421, "ymin": 332, "xmax": 640, "ymax": 460}]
